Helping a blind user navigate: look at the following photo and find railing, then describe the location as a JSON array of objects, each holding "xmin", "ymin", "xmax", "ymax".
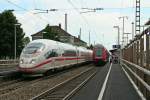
[
  {"xmin": 121, "ymin": 59, "xmax": 150, "ymax": 99},
  {"xmin": 122, "ymin": 59, "xmax": 150, "ymax": 76},
  {"xmin": 121, "ymin": 25, "xmax": 150, "ymax": 99},
  {"xmin": 0, "ymin": 59, "xmax": 19, "ymax": 66}
]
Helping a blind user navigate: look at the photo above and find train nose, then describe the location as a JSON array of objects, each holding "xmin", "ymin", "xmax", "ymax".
[
  {"xmin": 19, "ymin": 58, "xmax": 37, "ymax": 69},
  {"xmin": 20, "ymin": 58, "xmax": 37, "ymax": 64}
]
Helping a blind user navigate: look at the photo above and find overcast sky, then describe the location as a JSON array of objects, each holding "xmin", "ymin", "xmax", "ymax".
[{"xmin": 0, "ymin": 0, "xmax": 150, "ymax": 50}]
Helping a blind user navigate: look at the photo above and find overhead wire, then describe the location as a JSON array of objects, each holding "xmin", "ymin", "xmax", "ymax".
[
  {"xmin": 67, "ymin": 0, "xmax": 101, "ymax": 45},
  {"xmin": 5, "ymin": 0, "xmax": 50, "ymax": 24}
]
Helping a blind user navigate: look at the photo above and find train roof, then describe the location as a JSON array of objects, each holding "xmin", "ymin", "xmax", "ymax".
[
  {"xmin": 93, "ymin": 44, "xmax": 104, "ymax": 48},
  {"xmin": 28, "ymin": 39, "xmax": 91, "ymax": 51}
]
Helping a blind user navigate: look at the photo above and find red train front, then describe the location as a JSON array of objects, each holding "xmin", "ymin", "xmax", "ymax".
[{"xmin": 93, "ymin": 44, "xmax": 109, "ymax": 66}]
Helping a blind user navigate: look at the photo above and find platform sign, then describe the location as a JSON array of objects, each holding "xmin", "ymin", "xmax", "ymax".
[{"xmin": 112, "ymin": 45, "xmax": 121, "ymax": 49}]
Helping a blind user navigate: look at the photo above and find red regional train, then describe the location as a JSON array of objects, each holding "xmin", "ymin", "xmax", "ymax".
[{"xmin": 93, "ymin": 44, "xmax": 110, "ymax": 66}]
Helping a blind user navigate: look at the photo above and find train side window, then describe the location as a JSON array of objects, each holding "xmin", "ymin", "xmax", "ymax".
[
  {"xmin": 57, "ymin": 48, "xmax": 63, "ymax": 56},
  {"xmin": 44, "ymin": 49, "xmax": 58, "ymax": 59},
  {"xmin": 63, "ymin": 50, "xmax": 77, "ymax": 57},
  {"xmin": 96, "ymin": 49, "xmax": 102, "ymax": 57}
]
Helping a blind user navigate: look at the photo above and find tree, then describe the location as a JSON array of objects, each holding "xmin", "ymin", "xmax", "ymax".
[
  {"xmin": 43, "ymin": 24, "xmax": 60, "ymax": 41},
  {"xmin": 23, "ymin": 36, "xmax": 30, "ymax": 46},
  {"xmin": 0, "ymin": 10, "xmax": 25, "ymax": 58},
  {"xmin": 87, "ymin": 44, "xmax": 93, "ymax": 50}
]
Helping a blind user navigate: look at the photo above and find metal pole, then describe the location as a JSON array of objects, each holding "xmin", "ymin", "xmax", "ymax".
[
  {"xmin": 113, "ymin": 26, "xmax": 121, "ymax": 62},
  {"xmin": 132, "ymin": 22, "xmax": 134, "ymax": 39},
  {"xmin": 79, "ymin": 28, "xmax": 81, "ymax": 39},
  {"xmin": 118, "ymin": 27, "xmax": 120, "ymax": 45},
  {"xmin": 65, "ymin": 13, "xmax": 67, "ymax": 32},
  {"xmin": 14, "ymin": 23, "xmax": 21, "ymax": 60},
  {"xmin": 14, "ymin": 25, "xmax": 16, "ymax": 60},
  {"xmin": 89, "ymin": 31, "xmax": 91, "ymax": 46},
  {"xmin": 119, "ymin": 16, "xmax": 128, "ymax": 47},
  {"xmin": 113, "ymin": 26, "xmax": 120, "ymax": 45},
  {"xmin": 123, "ymin": 18, "xmax": 125, "ymax": 45}
]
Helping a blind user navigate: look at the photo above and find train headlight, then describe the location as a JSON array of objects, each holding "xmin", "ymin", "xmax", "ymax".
[
  {"xmin": 30, "ymin": 59, "xmax": 36, "ymax": 64},
  {"xmin": 20, "ymin": 59, "xmax": 23, "ymax": 64}
]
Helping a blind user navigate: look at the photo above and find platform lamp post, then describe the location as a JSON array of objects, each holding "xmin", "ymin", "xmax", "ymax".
[
  {"xmin": 14, "ymin": 23, "xmax": 21, "ymax": 61},
  {"xmin": 113, "ymin": 25, "xmax": 121, "ymax": 63},
  {"xmin": 113, "ymin": 26, "xmax": 120, "ymax": 46},
  {"xmin": 131, "ymin": 22, "xmax": 134, "ymax": 40}
]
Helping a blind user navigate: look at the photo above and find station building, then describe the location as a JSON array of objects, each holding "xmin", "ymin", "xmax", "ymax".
[{"xmin": 31, "ymin": 24, "xmax": 87, "ymax": 47}]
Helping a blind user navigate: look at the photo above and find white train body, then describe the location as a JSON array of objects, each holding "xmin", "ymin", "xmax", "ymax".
[{"xmin": 18, "ymin": 39, "xmax": 92, "ymax": 76}]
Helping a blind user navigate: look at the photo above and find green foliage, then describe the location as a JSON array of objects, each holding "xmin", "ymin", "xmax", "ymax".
[
  {"xmin": 0, "ymin": 10, "xmax": 25, "ymax": 58},
  {"xmin": 87, "ymin": 44, "xmax": 93, "ymax": 50},
  {"xmin": 43, "ymin": 24, "xmax": 60, "ymax": 41},
  {"xmin": 23, "ymin": 36, "xmax": 30, "ymax": 46}
]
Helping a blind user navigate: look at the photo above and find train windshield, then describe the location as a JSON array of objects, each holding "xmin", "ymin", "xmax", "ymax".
[
  {"xmin": 23, "ymin": 43, "xmax": 45, "ymax": 54},
  {"xmin": 96, "ymin": 49, "xmax": 102, "ymax": 57}
]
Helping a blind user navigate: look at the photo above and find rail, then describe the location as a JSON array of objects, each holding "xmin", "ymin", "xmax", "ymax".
[
  {"xmin": 121, "ymin": 59, "xmax": 150, "ymax": 99},
  {"xmin": 121, "ymin": 20, "xmax": 150, "ymax": 99},
  {"xmin": 121, "ymin": 61, "xmax": 150, "ymax": 92},
  {"xmin": 122, "ymin": 59, "xmax": 150, "ymax": 76}
]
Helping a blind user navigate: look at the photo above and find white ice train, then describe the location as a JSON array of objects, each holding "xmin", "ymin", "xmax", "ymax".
[{"xmin": 18, "ymin": 39, "xmax": 92, "ymax": 76}]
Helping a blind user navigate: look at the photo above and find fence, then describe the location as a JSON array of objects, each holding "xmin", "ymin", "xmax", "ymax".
[
  {"xmin": 121, "ymin": 26, "xmax": 150, "ymax": 99},
  {"xmin": 0, "ymin": 59, "xmax": 19, "ymax": 66}
]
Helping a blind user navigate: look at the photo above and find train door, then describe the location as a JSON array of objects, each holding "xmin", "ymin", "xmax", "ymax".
[
  {"xmin": 44, "ymin": 49, "xmax": 56, "ymax": 69},
  {"xmin": 76, "ymin": 47, "xmax": 79, "ymax": 64},
  {"xmin": 55, "ymin": 45, "xmax": 64, "ymax": 69}
]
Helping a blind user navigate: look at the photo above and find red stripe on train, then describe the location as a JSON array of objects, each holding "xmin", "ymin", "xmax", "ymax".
[{"xmin": 18, "ymin": 57, "xmax": 83, "ymax": 70}]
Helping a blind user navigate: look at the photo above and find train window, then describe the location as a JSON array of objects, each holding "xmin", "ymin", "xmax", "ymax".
[
  {"xmin": 96, "ymin": 49, "xmax": 102, "ymax": 57},
  {"xmin": 44, "ymin": 50, "xmax": 58, "ymax": 59},
  {"xmin": 63, "ymin": 50, "xmax": 77, "ymax": 57},
  {"xmin": 23, "ymin": 43, "xmax": 45, "ymax": 54},
  {"xmin": 80, "ymin": 51, "xmax": 85, "ymax": 56}
]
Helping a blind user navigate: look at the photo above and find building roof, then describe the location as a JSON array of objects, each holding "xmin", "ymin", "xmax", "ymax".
[
  {"xmin": 31, "ymin": 26, "xmax": 71, "ymax": 36},
  {"xmin": 145, "ymin": 19, "xmax": 150, "ymax": 25},
  {"xmin": 31, "ymin": 25, "xmax": 87, "ymax": 45}
]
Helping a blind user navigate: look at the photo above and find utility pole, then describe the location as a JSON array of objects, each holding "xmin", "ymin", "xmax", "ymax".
[
  {"xmin": 14, "ymin": 23, "xmax": 21, "ymax": 60},
  {"xmin": 65, "ymin": 13, "xmax": 67, "ymax": 32},
  {"xmin": 89, "ymin": 31, "xmax": 91, "ymax": 46},
  {"xmin": 119, "ymin": 16, "xmax": 128, "ymax": 47},
  {"xmin": 79, "ymin": 28, "xmax": 81, "ymax": 39},
  {"xmin": 113, "ymin": 26, "xmax": 120, "ymax": 46},
  {"xmin": 131, "ymin": 22, "xmax": 134, "ymax": 39},
  {"xmin": 113, "ymin": 25, "xmax": 121, "ymax": 63},
  {"xmin": 135, "ymin": 0, "xmax": 140, "ymax": 35}
]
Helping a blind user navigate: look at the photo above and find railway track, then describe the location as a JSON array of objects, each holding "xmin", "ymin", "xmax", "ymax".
[
  {"xmin": 0, "ymin": 64, "xmax": 83, "ymax": 90},
  {"xmin": 31, "ymin": 67, "xmax": 96, "ymax": 100},
  {"xmin": 0, "ymin": 69, "xmax": 23, "ymax": 89},
  {"xmin": 0, "ymin": 64, "xmax": 93, "ymax": 99}
]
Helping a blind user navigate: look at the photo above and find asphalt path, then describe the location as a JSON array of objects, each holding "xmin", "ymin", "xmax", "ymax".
[
  {"xmin": 102, "ymin": 64, "xmax": 141, "ymax": 100},
  {"xmin": 70, "ymin": 63, "xmax": 110, "ymax": 100},
  {"xmin": 70, "ymin": 63, "xmax": 141, "ymax": 100}
]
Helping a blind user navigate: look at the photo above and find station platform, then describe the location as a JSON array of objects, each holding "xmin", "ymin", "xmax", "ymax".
[
  {"xmin": 70, "ymin": 63, "xmax": 141, "ymax": 100},
  {"xmin": 0, "ymin": 66, "xmax": 18, "ymax": 76}
]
